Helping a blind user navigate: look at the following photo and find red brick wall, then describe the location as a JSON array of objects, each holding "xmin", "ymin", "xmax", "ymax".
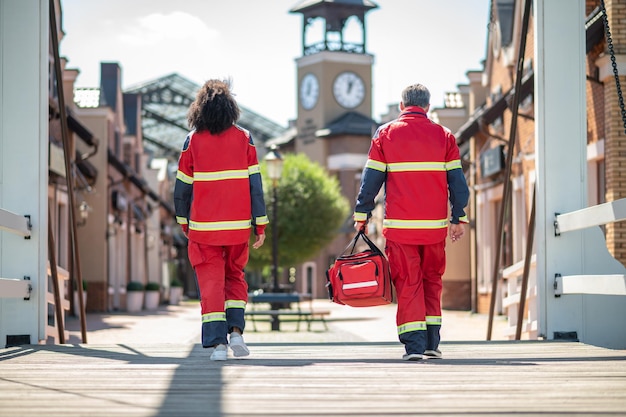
[{"xmin": 601, "ymin": 0, "xmax": 626, "ymax": 264}]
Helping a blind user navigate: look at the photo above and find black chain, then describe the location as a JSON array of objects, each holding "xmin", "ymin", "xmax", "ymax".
[{"xmin": 600, "ymin": 0, "xmax": 626, "ymax": 134}]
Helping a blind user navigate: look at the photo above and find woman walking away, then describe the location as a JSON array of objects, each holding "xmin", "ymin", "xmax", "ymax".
[{"xmin": 174, "ymin": 79, "xmax": 268, "ymax": 361}]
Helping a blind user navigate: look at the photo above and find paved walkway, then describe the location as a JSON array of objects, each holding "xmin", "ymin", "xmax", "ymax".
[
  {"xmin": 3, "ymin": 301, "xmax": 625, "ymax": 417},
  {"xmin": 65, "ymin": 299, "xmax": 510, "ymax": 347}
]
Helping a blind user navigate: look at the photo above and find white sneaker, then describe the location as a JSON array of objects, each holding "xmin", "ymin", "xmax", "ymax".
[
  {"xmin": 402, "ymin": 353, "xmax": 423, "ymax": 361},
  {"xmin": 229, "ymin": 332, "xmax": 250, "ymax": 358},
  {"xmin": 424, "ymin": 349, "xmax": 442, "ymax": 359},
  {"xmin": 209, "ymin": 344, "xmax": 228, "ymax": 361}
]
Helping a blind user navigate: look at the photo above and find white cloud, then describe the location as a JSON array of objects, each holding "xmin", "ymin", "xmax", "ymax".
[{"xmin": 117, "ymin": 11, "xmax": 219, "ymax": 47}]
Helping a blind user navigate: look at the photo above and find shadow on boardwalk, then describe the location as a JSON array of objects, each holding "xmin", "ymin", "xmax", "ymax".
[
  {"xmin": 63, "ymin": 299, "xmax": 512, "ymax": 346},
  {"xmin": 1, "ymin": 340, "xmax": 625, "ymax": 417},
  {"xmin": 0, "ymin": 301, "xmax": 619, "ymax": 416}
]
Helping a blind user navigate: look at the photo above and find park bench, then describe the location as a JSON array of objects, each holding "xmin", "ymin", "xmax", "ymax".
[{"xmin": 245, "ymin": 291, "xmax": 329, "ymax": 331}]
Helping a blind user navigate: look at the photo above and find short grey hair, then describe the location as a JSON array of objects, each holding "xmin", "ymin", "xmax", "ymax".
[{"xmin": 401, "ymin": 84, "xmax": 430, "ymax": 108}]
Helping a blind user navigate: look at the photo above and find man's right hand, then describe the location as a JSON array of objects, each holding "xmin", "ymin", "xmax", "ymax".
[{"xmin": 354, "ymin": 221, "xmax": 367, "ymax": 233}]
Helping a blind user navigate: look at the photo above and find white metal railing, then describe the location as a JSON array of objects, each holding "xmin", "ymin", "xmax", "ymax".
[
  {"xmin": 0, "ymin": 208, "xmax": 31, "ymax": 238},
  {"xmin": 46, "ymin": 263, "xmax": 69, "ymax": 343},
  {"xmin": 554, "ymin": 198, "xmax": 626, "ymax": 236},
  {"xmin": 501, "ymin": 254, "xmax": 538, "ymax": 340},
  {"xmin": 554, "ymin": 198, "xmax": 626, "ymax": 296},
  {"xmin": 0, "ymin": 208, "xmax": 33, "ymax": 298}
]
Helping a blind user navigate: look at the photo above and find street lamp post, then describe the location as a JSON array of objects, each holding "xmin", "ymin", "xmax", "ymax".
[{"xmin": 264, "ymin": 146, "xmax": 283, "ymax": 331}]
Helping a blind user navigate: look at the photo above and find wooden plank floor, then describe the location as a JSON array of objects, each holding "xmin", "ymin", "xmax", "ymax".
[{"xmin": 1, "ymin": 340, "xmax": 625, "ymax": 416}]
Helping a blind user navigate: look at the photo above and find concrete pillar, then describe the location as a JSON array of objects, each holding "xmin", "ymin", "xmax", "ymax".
[
  {"xmin": 535, "ymin": 0, "xmax": 626, "ymax": 348},
  {"xmin": 0, "ymin": 0, "xmax": 49, "ymax": 344}
]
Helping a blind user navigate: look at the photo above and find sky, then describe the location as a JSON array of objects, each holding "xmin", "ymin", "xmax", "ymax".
[{"xmin": 60, "ymin": 0, "xmax": 491, "ymax": 126}]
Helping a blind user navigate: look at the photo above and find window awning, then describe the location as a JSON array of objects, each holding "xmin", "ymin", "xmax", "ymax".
[
  {"xmin": 586, "ymin": 6, "xmax": 605, "ymax": 54},
  {"xmin": 108, "ymin": 149, "xmax": 175, "ymax": 217},
  {"xmin": 67, "ymin": 112, "xmax": 96, "ymax": 147},
  {"xmin": 454, "ymin": 71, "xmax": 534, "ymax": 147},
  {"xmin": 455, "ymin": 6, "xmax": 605, "ymax": 149}
]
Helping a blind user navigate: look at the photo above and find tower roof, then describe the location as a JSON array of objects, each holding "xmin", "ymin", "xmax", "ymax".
[
  {"xmin": 315, "ymin": 111, "xmax": 379, "ymax": 138},
  {"xmin": 291, "ymin": 0, "xmax": 378, "ymax": 55},
  {"xmin": 290, "ymin": 0, "xmax": 378, "ymax": 31}
]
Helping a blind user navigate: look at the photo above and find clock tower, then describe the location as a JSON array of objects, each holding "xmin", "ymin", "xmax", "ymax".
[
  {"xmin": 290, "ymin": 0, "xmax": 380, "ymax": 298},
  {"xmin": 290, "ymin": 0, "xmax": 378, "ymax": 166}
]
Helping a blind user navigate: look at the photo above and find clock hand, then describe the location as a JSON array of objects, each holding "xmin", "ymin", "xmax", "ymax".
[{"xmin": 347, "ymin": 81, "xmax": 353, "ymax": 94}]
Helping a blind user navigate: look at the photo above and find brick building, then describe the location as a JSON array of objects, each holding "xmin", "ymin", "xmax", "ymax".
[{"xmin": 433, "ymin": 0, "xmax": 626, "ymax": 338}]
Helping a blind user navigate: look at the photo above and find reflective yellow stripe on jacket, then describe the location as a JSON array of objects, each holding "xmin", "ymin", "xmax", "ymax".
[
  {"xmin": 354, "ymin": 212, "xmax": 368, "ymax": 222},
  {"xmin": 387, "ymin": 162, "xmax": 446, "ymax": 172},
  {"xmin": 190, "ymin": 220, "xmax": 251, "ymax": 232},
  {"xmin": 365, "ymin": 159, "xmax": 386, "ymax": 172},
  {"xmin": 178, "ymin": 166, "xmax": 260, "ymax": 184},
  {"xmin": 194, "ymin": 169, "xmax": 249, "ymax": 181},
  {"xmin": 366, "ymin": 159, "xmax": 462, "ymax": 173},
  {"xmin": 176, "ymin": 170, "xmax": 193, "ymax": 184},
  {"xmin": 446, "ymin": 159, "xmax": 462, "ymax": 170},
  {"xmin": 383, "ymin": 219, "xmax": 448, "ymax": 230}
]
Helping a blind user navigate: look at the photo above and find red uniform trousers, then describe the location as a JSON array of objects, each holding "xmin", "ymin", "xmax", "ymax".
[
  {"xmin": 386, "ymin": 239, "xmax": 446, "ymax": 355},
  {"xmin": 188, "ymin": 240, "xmax": 249, "ymax": 348}
]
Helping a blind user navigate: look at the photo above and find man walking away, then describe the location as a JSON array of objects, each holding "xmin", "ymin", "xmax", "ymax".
[{"xmin": 353, "ymin": 83, "xmax": 469, "ymax": 361}]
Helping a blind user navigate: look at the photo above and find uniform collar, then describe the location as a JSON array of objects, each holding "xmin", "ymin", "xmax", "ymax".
[{"xmin": 400, "ymin": 106, "xmax": 428, "ymax": 117}]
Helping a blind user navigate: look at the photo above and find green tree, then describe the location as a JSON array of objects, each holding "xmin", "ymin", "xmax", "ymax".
[{"xmin": 248, "ymin": 153, "xmax": 350, "ymax": 271}]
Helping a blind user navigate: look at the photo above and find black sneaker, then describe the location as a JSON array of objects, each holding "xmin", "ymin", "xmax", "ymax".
[{"xmin": 424, "ymin": 349, "xmax": 442, "ymax": 359}]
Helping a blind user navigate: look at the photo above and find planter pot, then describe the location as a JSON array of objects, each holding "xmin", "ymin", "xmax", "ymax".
[
  {"xmin": 169, "ymin": 287, "xmax": 183, "ymax": 305},
  {"xmin": 73, "ymin": 291, "xmax": 87, "ymax": 314},
  {"xmin": 126, "ymin": 291, "xmax": 144, "ymax": 313},
  {"xmin": 144, "ymin": 290, "xmax": 160, "ymax": 310}
]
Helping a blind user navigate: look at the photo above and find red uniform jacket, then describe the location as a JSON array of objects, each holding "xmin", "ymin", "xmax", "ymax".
[
  {"xmin": 354, "ymin": 107, "xmax": 469, "ymax": 245},
  {"xmin": 174, "ymin": 126, "xmax": 268, "ymax": 246}
]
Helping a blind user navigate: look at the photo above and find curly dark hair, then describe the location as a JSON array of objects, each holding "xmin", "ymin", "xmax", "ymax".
[{"xmin": 187, "ymin": 79, "xmax": 240, "ymax": 134}]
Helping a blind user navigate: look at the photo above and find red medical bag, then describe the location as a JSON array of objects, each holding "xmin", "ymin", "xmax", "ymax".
[{"xmin": 326, "ymin": 230, "xmax": 393, "ymax": 307}]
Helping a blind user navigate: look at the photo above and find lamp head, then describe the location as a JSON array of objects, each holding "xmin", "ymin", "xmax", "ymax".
[{"xmin": 264, "ymin": 145, "xmax": 284, "ymax": 181}]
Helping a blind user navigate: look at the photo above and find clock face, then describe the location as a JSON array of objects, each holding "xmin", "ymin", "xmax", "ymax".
[
  {"xmin": 333, "ymin": 71, "xmax": 365, "ymax": 109},
  {"xmin": 300, "ymin": 73, "xmax": 319, "ymax": 110}
]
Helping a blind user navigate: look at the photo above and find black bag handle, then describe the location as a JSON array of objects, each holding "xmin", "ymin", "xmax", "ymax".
[{"xmin": 339, "ymin": 229, "xmax": 385, "ymax": 257}]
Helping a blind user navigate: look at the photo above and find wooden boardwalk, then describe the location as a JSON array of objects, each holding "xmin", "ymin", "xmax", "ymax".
[{"xmin": 1, "ymin": 340, "xmax": 625, "ymax": 416}]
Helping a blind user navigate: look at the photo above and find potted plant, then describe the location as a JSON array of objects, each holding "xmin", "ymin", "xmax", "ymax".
[
  {"xmin": 169, "ymin": 278, "xmax": 183, "ymax": 305},
  {"xmin": 126, "ymin": 281, "xmax": 144, "ymax": 313},
  {"xmin": 144, "ymin": 281, "xmax": 161, "ymax": 310},
  {"xmin": 145, "ymin": 282, "xmax": 161, "ymax": 310},
  {"xmin": 73, "ymin": 280, "xmax": 88, "ymax": 315}
]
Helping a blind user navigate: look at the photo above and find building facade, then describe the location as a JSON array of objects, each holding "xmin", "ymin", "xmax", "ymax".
[{"xmin": 440, "ymin": 0, "xmax": 625, "ymax": 339}]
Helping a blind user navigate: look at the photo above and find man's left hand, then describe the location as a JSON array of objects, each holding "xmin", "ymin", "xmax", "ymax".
[
  {"xmin": 252, "ymin": 233, "xmax": 266, "ymax": 249},
  {"xmin": 449, "ymin": 223, "xmax": 465, "ymax": 242}
]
